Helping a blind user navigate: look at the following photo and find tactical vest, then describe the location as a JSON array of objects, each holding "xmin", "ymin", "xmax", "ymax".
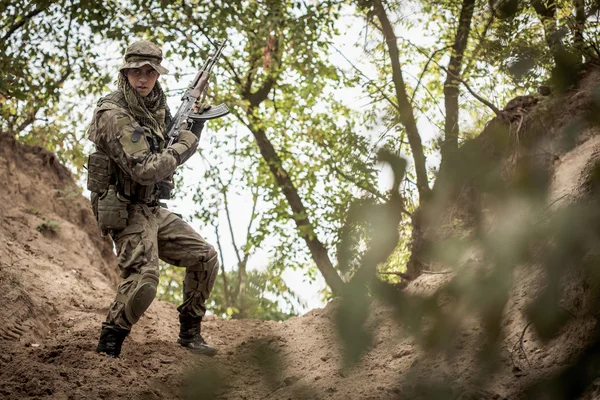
[{"xmin": 87, "ymin": 91, "xmax": 172, "ymax": 204}]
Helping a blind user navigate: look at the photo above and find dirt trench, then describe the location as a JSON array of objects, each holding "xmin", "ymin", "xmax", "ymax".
[{"xmin": 2, "ymin": 64, "xmax": 600, "ymax": 400}]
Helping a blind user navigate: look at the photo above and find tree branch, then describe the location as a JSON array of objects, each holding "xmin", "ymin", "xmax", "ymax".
[
  {"xmin": 147, "ymin": 4, "xmax": 245, "ymax": 88},
  {"xmin": 404, "ymin": 40, "xmax": 501, "ymax": 115},
  {"xmin": 320, "ymin": 144, "xmax": 412, "ymax": 218},
  {"xmin": 245, "ymin": 107, "xmax": 346, "ymax": 295},
  {"xmin": 15, "ymin": 108, "xmax": 39, "ymax": 133},
  {"xmin": 573, "ymin": 0, "xmax": 586, "ymax": 55},
  {"xmin": 531, "ymin": 0, "xmax": 560, "ymax": 56},
  {"xmin": 1, "ymin": 4, "xmax": 48, "ymax": 43},
  {"xmin": 410, "ymin": 45, "xmax": 453, "ymax": 105},
  {"xmin": 219, "ymin": 180, "xmax": 243, "ymax": 265},
  {"xmin": 378, "ymin": 271, "xmax": 413, "ymax": 280},
  {"xmin": 442, "ymin": 0, "xmax": 476, "ymax": 167},
  {"xmin": 213, "ymin": 223, "xmax": 232, "ymax": 307},
  {"xmin": 237, "ymin": 186, "xmax": 259, "ymax": 307},
  {"xmin": 178, "ymin": 2, "xmax": 244, "ymax": 87},
  {"xmin": 446, "ymin": 64, "xmax": 501, "ymax": 115},
  {"xmin": 244, "ymin": 187, "xmax": 259, "ymax": 246},
  {"xmin": 246, "ymin": 75, "xmax": 277, "ymax": 108},
  {"xmin": 463, "ymin": 10, "xmax": 495, "ymax": 76},
  {"xmin": 244, "ymin": 36, "xmax": 281, "ymax": 107},
  {"xmin": 331, "ymin": 43, "xmax": 401, "ymax": 112},
  {"xmin": 531, "ymin": 0, "xmax": 555, "ymax": 18}
]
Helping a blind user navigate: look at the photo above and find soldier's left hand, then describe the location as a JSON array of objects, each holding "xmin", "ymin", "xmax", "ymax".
[{"xmin": 192, "ymin": 102, "xmax": 211, "ymax": 114}]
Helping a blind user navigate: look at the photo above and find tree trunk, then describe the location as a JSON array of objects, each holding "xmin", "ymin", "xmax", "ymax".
[
  {"xmin": 573, "ymin": 0, "xmax": 586, "ymax": 57},
  {"xmin": 245, "ymin": 109, "xmax": 346, "ymax": 296},
  {"xmin": 440, "ymin": 0, "xmax": 476, "ymax": 173},
  {"xmin": 236, "ymin": 259, "xmax": 248, "ymax": 317},
  {"xmin": 213, "ymin": 225, "xmax": 232, "ymax": 308},
  {"xmin": 531, "ymin": 0, "xmax": 560, "ymax": 56},
  {"xmin": 372, "ymin": 0, "xmax": 431, "ymax": 202},
  {"xmin": 231, "ymin": 27, "xmax": 345, "ymax": 296}
]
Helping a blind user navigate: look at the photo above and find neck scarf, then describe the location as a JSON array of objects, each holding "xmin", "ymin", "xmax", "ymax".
[{"xmin": 118, "ymin": 73, "xmax": 167, "ymax": 136}]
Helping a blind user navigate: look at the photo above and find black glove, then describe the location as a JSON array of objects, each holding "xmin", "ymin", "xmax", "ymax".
[
  {"xmin": 189, "ymin": 103, "xmax": 211, "ymax": 138},
  {"xmin": 189, "ymin": 120, "xmax": 206, "ymax": 138},
  {"xmin": 194, "ymin": 102, "xmax": 212, "ymax": 114}
]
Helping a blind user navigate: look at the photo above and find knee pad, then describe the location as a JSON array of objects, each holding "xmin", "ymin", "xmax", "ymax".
[{"xmin": 124, "ymin": 270, "xmax": 159, "ymax": 324}]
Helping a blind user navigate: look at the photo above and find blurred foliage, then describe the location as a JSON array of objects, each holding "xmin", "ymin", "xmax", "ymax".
[
  {"xmin": 183, "ymin": 359, "xmax": 225, "ymax": 400},
  {"xmin": 332, "ymin": 74, "xmax": 600, "ymax": 398},
  {"xmin": 182, "ymin": 337, "xmax": 322, "ymax": 399}
]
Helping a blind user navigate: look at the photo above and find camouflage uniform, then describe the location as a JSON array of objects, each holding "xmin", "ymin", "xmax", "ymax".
[{"xmin": 88, "ymin": 41, "xmax": 218, "ymax": 357}]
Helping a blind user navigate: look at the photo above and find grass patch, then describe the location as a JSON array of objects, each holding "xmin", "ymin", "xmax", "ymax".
[
  {"xmin": 36, "ymin": 220, "xmax": 60, "ymax": 234},
  {"xmin": 25, "ymin": 208, "xmax": 42, "ymax": 217}
]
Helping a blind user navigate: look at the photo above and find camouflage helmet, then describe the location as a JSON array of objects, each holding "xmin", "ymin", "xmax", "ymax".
[{"xmin": 119, "ymin": 40, "xmax": 169, "ymax": 75}]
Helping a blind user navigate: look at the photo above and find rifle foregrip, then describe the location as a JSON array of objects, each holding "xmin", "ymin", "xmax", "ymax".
[{"xmin": 188, "ymin": 103, "xmax": 230, "ymax": 121}]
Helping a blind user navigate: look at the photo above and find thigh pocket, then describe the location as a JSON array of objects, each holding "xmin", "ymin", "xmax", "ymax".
[
  {"xmin": 115, "ymin": 227, "xmax": 147, "ymax": 275},
  {"xmin": 97, "ymin": 186, "xmax": 130, "ymax": 231}
]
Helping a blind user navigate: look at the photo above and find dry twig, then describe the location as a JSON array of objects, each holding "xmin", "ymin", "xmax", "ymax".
[{"xmin": 422, "ymin": 269, "xmax": 454, "ymax": 275}]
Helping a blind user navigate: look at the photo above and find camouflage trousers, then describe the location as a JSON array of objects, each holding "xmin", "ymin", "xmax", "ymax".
[{"xmin": 105, "ymin": 203, "xmax": 219, "ymax": 329}]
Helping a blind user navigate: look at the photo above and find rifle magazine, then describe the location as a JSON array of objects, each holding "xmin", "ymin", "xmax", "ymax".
[{"xmin": 189, "ymin": 103, "xmax": 230, "ymax": 121}]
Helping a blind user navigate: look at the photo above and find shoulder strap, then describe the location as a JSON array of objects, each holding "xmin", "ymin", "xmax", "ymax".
[{"xmin": 165, "ymin": 105, "xmax": 173, "ymax": 130}]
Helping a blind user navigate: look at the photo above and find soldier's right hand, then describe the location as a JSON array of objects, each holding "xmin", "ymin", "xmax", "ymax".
[
  {"xmin": 169, "ymin": 130, "xmax": 199, "ymax": 163},
  {"xmin": 178, "ymin": 129, "xmax": 198, "ymax": 148}
]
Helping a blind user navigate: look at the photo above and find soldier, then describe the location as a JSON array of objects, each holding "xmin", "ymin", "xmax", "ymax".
[{"xmin": 87, "ymin": 40, "xmax": 219, "ymax": 358}]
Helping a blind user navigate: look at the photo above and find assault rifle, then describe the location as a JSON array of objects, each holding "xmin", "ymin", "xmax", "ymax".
[
  {"xmin": 158, "ymin": 39, "xmax": 229, "ymax": 200},
  {"xmin": 165, "ymin": 39, "xmax": 229, "ymax": 147}
]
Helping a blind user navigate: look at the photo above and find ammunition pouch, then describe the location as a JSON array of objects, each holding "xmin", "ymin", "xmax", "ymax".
[
  {"xmin": 87, "ymin": 151, "xmax": 112, "ymax": 193},
  {"xmin": 97, "ymin": 186, "xmax": 130, "ymax": 231},
  {"xmin": 87, "ymin": 140, "xmax": 161, "ymax": 210}
]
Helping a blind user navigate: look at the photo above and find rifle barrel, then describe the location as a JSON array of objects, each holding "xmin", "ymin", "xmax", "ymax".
[
  {"xmin": 206, "ymin": 39, "xmax": 227, "ymax": 73},
  {"xmin": 167, "ymin": 38, "xmax": 228, "ymax": 145}
]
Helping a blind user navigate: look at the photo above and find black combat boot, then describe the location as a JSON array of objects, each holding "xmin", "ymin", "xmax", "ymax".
[
  {"xmin": 178, "ymin": 314, "xmax": 217, "ymax": 356},
  {"xmin": 96, "ymin": 322, "xmax": 130, "ymax": 358}
]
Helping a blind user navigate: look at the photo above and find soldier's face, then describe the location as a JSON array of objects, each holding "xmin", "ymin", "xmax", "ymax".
[{"xmin": 126, "ymin": 65, "xmax": 159, "ymax": 97}]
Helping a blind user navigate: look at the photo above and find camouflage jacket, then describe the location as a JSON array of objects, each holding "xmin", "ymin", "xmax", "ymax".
[{"xmin": 88, "ymin": 90, "xmax": 180, "ymax": 187}]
